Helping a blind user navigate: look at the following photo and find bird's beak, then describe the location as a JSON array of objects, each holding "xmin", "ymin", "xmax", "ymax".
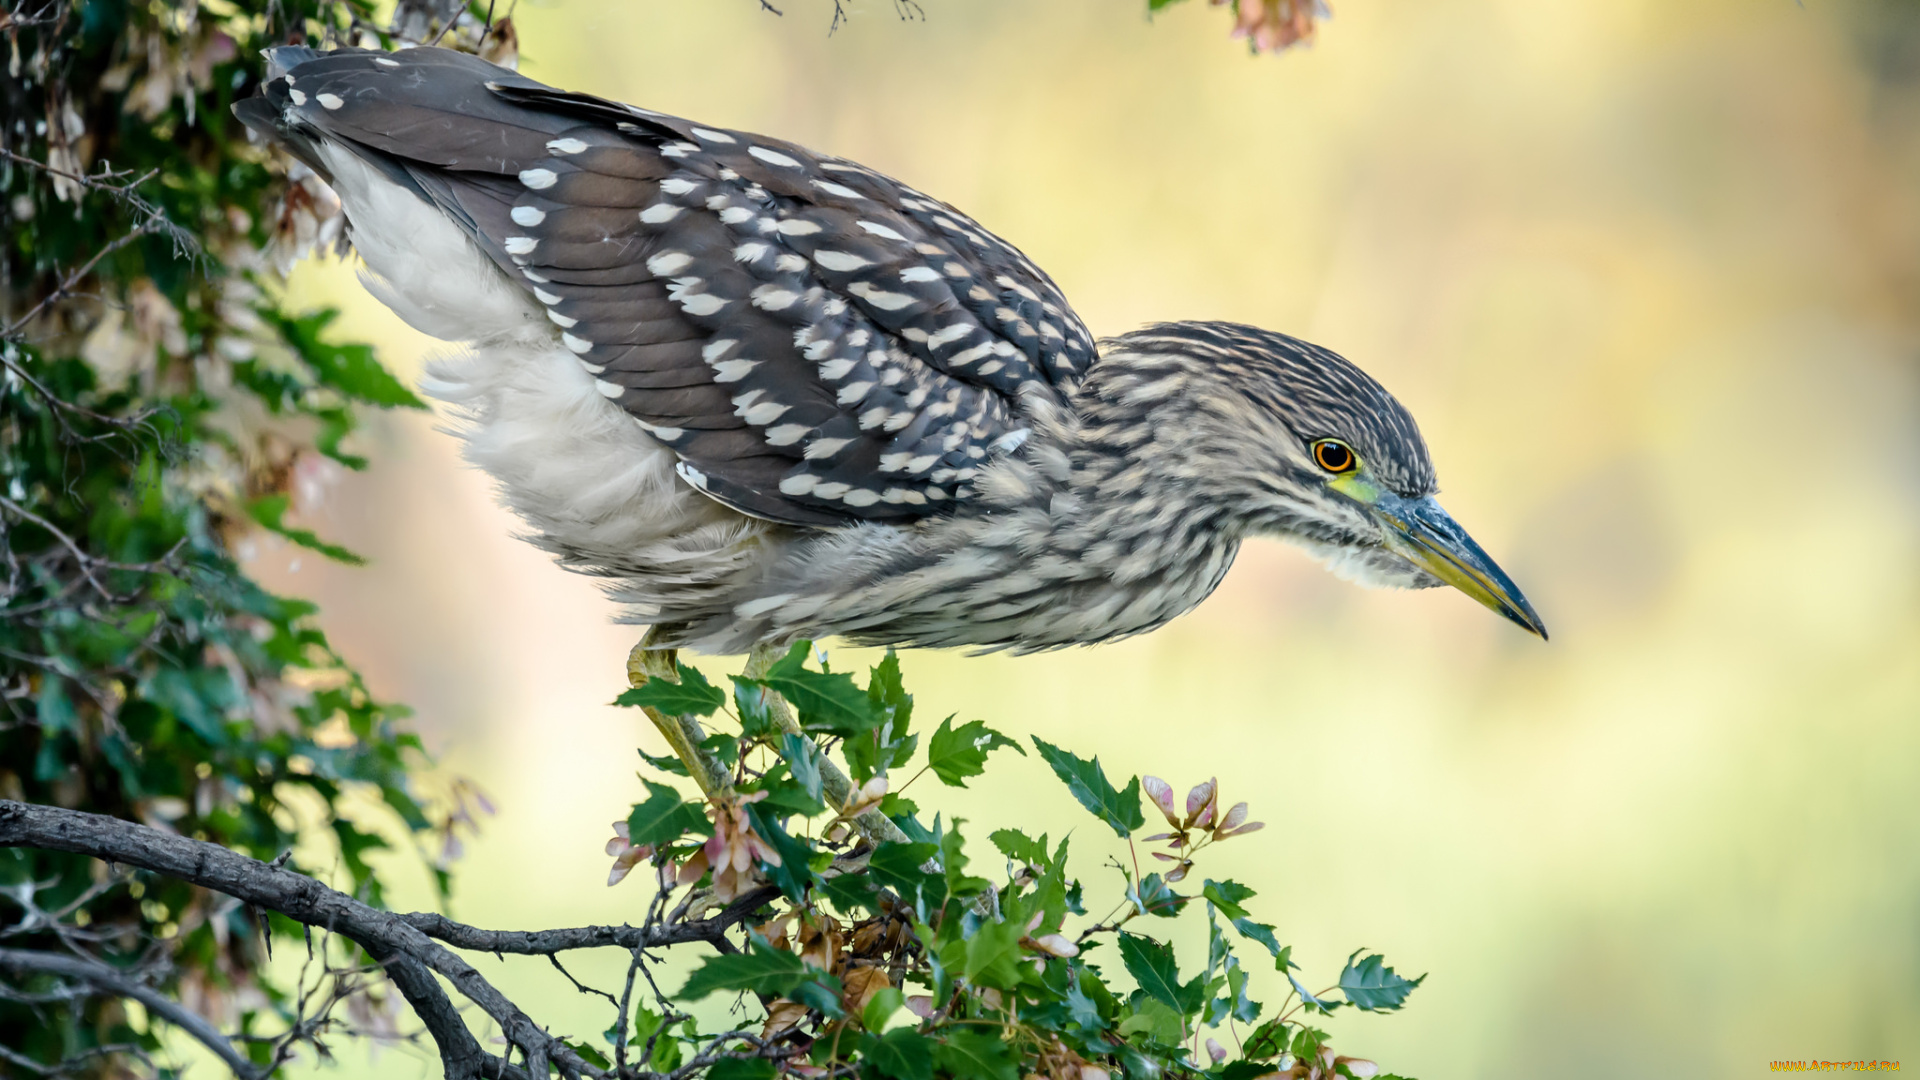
[{"xmin": 1369, "ymin": 492, "xmax": 1548, "ymax": 639}]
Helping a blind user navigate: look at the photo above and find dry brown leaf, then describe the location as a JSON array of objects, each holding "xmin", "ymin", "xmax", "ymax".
[
  {"xmin": 761, "ymin": 998, "xmax": 809, "ymax": 1039},
  {"xmin": 839, "ymin": 964, "xmax": 892, "ymax": 1020}
]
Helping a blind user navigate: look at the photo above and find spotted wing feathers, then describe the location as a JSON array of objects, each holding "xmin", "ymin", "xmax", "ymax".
[{"xmin": 244, "ymin": 46, "xmax": 1095, "ymax": 526}]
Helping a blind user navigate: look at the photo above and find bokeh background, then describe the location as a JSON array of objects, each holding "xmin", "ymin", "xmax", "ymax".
[{"xmin": 266, "ymin": 1, "xmax": 1920, "ymax": 1076}]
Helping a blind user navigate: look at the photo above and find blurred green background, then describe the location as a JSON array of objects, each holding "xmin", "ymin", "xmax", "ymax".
[{"xmin": 267, "ymin": 0, "xmax": 1920, "ymax": 1075}]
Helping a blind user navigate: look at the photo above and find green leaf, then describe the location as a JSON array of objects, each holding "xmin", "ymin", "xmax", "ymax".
[
  {"xmin": 1031, "ymin": 737, "xmax": 1145, "ymax": 838},
  {"xmin": 860, "ymin": 1028, "xmax": 935, "ymax": 1080},
  {"xmin": 849, "ymin": 650, "xmax": 919, "ymax": 782},
  {"xmin": 625, "ymin": 779, "xmax": 710, "ymax": 848},
  {"xmin": 677, "ymin": 939, "xmax": 806, "ymax": 1000},
  {"xmin": 961, "ymin": 915, "xmax": 1028, "ymax": 990},
  {"xmin": 940, "ymin": 818, "xmax": 991, "ymax": 901},
  {"xmin": 989, "ymin": 828, "xmax": 1049, "ymax": 867},
  {"xmin": 1287, "ymin": 968, "xmax": 1338, "ymax": 1015},
  {"xmin": 614, "ymin": 663, "xmax": 725, "ymax": 716},
  {"xmin": 868, "ymin": 841, "xmax": 943, "ymax": 916},
  {"xmin": 752, "ymin": 769, "xmax": 827, "ymax": 818},
  {"xmin": 562, "ymin": 1040, "xmax": 610, "ymax": 1069},
  {"xmin": 926, "ymin": 717, "xmax": 1023, "ymax": 787},
  {"xmin": 1242, "ymin": 1018, "xmax": 1290, "ymax": 1060},
  {"xmin": 1065, "ymin": 970, "xmax": 1107, "ymax": 1031},
  {"xmin": 867, "ymin": 649, "xmax": 914, "ymax": 736},
  {"xmin": 790, "ymin": 971, "xmax": 845, "ymax": 1018},
  {"xmin": 1203, "ymin": 879, "xmax": 1285, "ymax": 957},
  {"xmin": 778, "ymin": 733, "xmax": 825, "ymax": 805},
  {"xmin": 707, "ymin": 1059, "xmax": 777, "ymax": 1080},
  {"xmin": 637, "ymin": 747, "xmax": 689, "ymax": 776},
  {"xmin": 264, "ymin": 307, "xmax": 426, "ymax": 409},
  {"xmin": 931, "ymin": 1030, "xmax": 1019, "ymax": 1080},
  {"xmin": 744, "ymin": 802, "xmax": 817, "ymax": 900},
  {"xmin": 751, "ymin": 642, "xmax": 876, "ymax": 737},
  {"xmin": 819, "ymin": 872, "xmax": 880, "ymax": 915},
  {"xmin": 862, "ymin": 986, "xmax": 905, "ymax": 1032},
  {"xmin": 1119, "ymin": 932, "xmax": 1209, "ymax": 1017},
  {"xmin": 1132, "ymin": 872, "xmax": 1189, "ymax": 918},
  {"xmin": 246, "ymin": 495, "xmax": 365, "ymax": 566},
  {"xmin": 1206, "ymin": 953, "xmax": 1260, "ymax": 1027},
  {"xmin": 734, "ymin": 680, "xmax": 779, "ymax": 738},
  {"xmin": 1338, "ymin": 950, "xmax": 1425, "ymax": 1011},
  {"xmin": 1116, "ymin": 997, "xmax": 1186, "ymax": 1047}
]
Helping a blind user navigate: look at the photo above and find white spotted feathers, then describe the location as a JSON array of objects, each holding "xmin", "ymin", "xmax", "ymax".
[{"xmin": 247, "ymin": 45, "xmax": 1094, "ymax": 528}]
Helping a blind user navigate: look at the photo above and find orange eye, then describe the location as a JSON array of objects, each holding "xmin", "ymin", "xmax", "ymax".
[{"xmin": 1312, "ymin": 440, "xmax": 1356, "ymax": 474}]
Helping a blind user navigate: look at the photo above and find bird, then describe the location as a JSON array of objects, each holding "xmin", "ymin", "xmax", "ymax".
[{"xmin": 235, "ymin": 45, "xmax": 1545, "ymax": 656}]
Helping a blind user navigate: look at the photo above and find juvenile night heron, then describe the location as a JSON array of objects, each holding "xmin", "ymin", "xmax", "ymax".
[{"xmin": 237, "ymin": 46, "xmax": 1546, "ymax": 655}]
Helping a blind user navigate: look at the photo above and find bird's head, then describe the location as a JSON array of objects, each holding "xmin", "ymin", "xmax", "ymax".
[{"xmin": 1092, "ymin": 323, "xmax": 1547, "ymax": 639}]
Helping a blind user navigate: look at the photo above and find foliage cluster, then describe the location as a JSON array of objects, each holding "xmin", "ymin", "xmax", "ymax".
[
  {"xmin": 608, "ymin": 648, "xmax": 1422, "ymax": 1080},
  {"xmin": 1, "ymin": 0, "xmax": 466, "ymax": 1072}
]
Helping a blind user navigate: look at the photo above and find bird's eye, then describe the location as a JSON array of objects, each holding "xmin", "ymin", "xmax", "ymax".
[{"xmin": 1312, "ymin": 440, "xmax": 1357, "ymax": 474}]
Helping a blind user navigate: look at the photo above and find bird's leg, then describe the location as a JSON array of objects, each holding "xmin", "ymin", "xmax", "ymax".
[
  {"xmin": 743, "ymin": 642, "xmax": 910, "ymax": 846},
  {"xmin": 627, "ymin": 627, "xmax": 732, "ymax": 797}
]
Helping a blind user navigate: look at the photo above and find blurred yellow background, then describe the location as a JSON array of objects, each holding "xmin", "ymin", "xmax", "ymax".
[{"xmin": 268, "ymin": 0, "xmax": 1920, "ymax": 1076}]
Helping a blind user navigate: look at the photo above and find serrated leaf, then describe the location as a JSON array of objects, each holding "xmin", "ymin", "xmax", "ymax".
[
  {"xmin": 860, "ymin": 1027, "xmax": 934, "ymax": 1080},
  {"xmin": 926, "ymin": 717, "xmax": 1022, "ymax": 787},
  {"xmin": 1242, "ymin": 1018, "xmax": 1290, "ymax": 1060},
  {"xmin": 1201, "ymin": 879, "xmax": 1257, "ymax": 914},
  {"xmin": 1031, "ymin": 737, "xmax": 1144, "ymax": 838},
  {"xmin": 625, "ymin": 779, "xmax": 709, "ymax": 848},
  {"xmin": 940, "ymin": 819, "xmax": 991, "ymax": 901},
  {"xmin": 753, "ymin": 642, "xmax": 875, "ymax": 737},
  {"xmin": 931, "ymin": 1030, "xmax": 1019, "ymax": 1080},
  {"xmin": 1118, "ymin": 932, "xmax": 1206, "ymax": 1016},
  {"xmin": 752, "ymin": 770, "xmax": 826, "ymax": 818},
  {"xmin": 1203, "ymin": 879, "xmax": 1285, "ymax": 957},
  {"xmin": 1288, "ymin": 968, "xmax": 1339, "ymax": 1015},
  {"xmin": 637, "ymin": 747, "xmax": 689, "ymax": 776},
  {"xmin": 743, "ymin": 802, "xmax": 817, "ymax": 900},
  {"xmin": 677, "ymin": 940, "xmax": 806, "ymax": 999},
  {"xmin": 1338, "ymin": 950, "xmax": 1425, "ymax": 1011},
  {"xmin": 1205, "ymin": 953, "xmax": 1260, "ymax": 1027},
  {"xmin": 989, "ymin": 828, "xmax": 1048, "ymax": 867},
  {"xmin": 778, "ymin": 733, "xmax": 824, "ymax": 804},
  {"xmin": 868, "ymin": 841, "xmax": 943, "ymax": 917},
  {"xmin": 1132, "ymin": 872, "xmax": 1189, "ymax": 918},
  {"xmin": 614, "ymin": 663, "xmax": 725, "ymax": 716},
  {"xmin": 868, "ymin": 650, "xmax": 914, "ymax": 734}
]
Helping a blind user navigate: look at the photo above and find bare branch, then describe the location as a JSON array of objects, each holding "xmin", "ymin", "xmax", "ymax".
[
  {"xmin": 0, "ymin": 947, "xmax": 266, "ymax": 1079},
  {"xmin": 400, "ymin": 885, "xmax": 779, "ymax": 956},
  {"xmin": 0, "ymin": 800, "xmax": 601, "ymax": 1079}
]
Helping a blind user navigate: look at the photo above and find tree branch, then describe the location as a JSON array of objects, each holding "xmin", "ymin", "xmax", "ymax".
[
  {"xmin": 0, "ymin": 800, "xmax": 597, "ymax": 1079},
  {"xmin": 0, "ymin": 948, "xmax": 266, "ymax": 1079}
]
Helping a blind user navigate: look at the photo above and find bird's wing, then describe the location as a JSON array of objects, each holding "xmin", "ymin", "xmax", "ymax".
[{"xmin": 248, "ymin": 47, "xmax": 1096, "ymax": 526}]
